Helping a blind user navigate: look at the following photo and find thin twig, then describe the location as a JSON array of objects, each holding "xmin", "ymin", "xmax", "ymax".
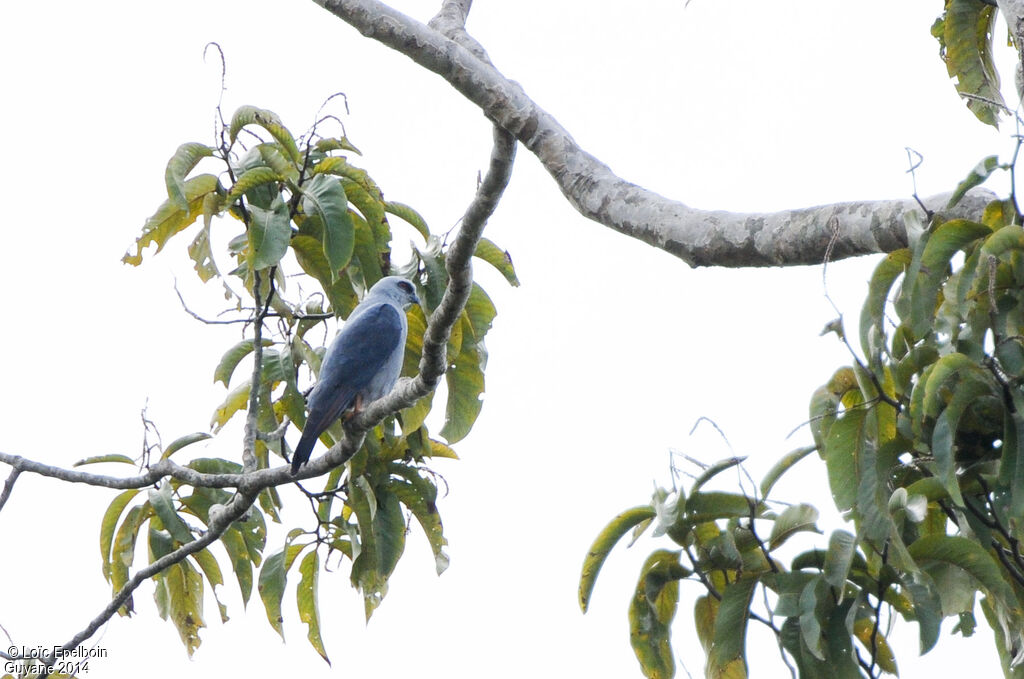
[{"xmin": 0, "ymin": 468, "xmax": 20, "ymax": 514}]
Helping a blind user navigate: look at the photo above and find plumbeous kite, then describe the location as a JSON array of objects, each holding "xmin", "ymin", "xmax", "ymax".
[{"xmin": 290, "ymin": 276, "xmax": 420, "ymax": 474}]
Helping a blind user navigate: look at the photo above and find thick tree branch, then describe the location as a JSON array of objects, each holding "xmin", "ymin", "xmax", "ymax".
[{"xmin": 312, "ymin": 0, "xmax": 995, "ymax": 267}]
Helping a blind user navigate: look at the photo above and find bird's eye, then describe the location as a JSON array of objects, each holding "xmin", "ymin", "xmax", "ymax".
[{"xmin": 397, "ymin": 280, "xmax": 414, "ymax": 294}]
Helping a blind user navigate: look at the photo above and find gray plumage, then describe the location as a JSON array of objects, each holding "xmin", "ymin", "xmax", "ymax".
[{"xmin": 291, "ymin": 276, "xmax": 420, "ymax": 474}]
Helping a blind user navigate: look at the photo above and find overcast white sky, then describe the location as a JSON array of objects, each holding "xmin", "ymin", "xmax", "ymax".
[{"xmin": 0, "ymin": 1, "xmax": 1018, "ymax": 677}]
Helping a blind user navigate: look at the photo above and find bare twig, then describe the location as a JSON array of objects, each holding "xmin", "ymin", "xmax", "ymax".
[{"xmin": 0, "ymin": 468, "xmax": 21, "ymax": 514}]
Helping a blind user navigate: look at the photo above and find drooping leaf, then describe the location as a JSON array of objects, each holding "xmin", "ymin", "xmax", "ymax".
[
  {"xmin": 759, "ymin": 445, "xmax": 815, "ymax": 499},
  {"xmin": 579, "ymin": 506, "xmax": 657, "ymax": 612},
  {"xmin": 248, "ymin": 198, "xmax": 292, "ymax": 271},
  {"xmin": 258, "ymin": 549, "xmax": 288, "ymax": 640},
  {"xmin": 123, "ymin": 174, "xmax": 221, "ymax": 266},
  {"xmin": 164, "ymin": 559, "xmax": 206, "ymax": 656},
  {"xmin": 822, "ymin": 530, "xmax": 857, "ymax": 594},
  {"xmin": 474, "ymin": 237, "xmax": 520, "ymax": 286},
  {"xmin": 940, "ymin": 0, "xmax": 1005, "ymax": 127},
  {"xmin": 210, "ymin": 380, "xmax": 251, "ymax": 432},
  {"xmin": 629, "ymin": 550, "xmax": 688, "ymax": 679},
  {"xmin": 100, "ymin": 490, "xmax": 141, "ymax": 582},
  {"xmin": 224, "ymin": 166, "xmax": 283, "ymax": 206},
  {"xmin": 708, "ymin": 576, "xmax": 758, "ymax": 679},
  {"xmin": 823, "ymin": 409, "xmax": 866, "ymax": 512},
  {"xmin": 909, "ymin": 535, "xmax": 1016, "ymax": 610},
  {"xmin": 166, "ymin": 143, "xmax": 216, "ymax": 211},
  {"xmin": 148, "ymin": 483, "xmax": 192, "ymax": 544},
  {"xmin": 690, "ymin": 456, "xmax": 746, "ymax": 495},
  {"xmin": 300, "ymin": 174, "xmax": 354, "ymax": 279},
  {"xmin": 297, "ymin": 550, "xmax": 329, "ymax": 663},
  {"xmin": 767, "ymin": 504, "xmax": 820, "ymax": 551},
  {"xmin": 228, "ymin": 105, "xmax": 302, "ymax": 164},
  {"xmin": 440, "ymin": 340, "xmax": 485, "ymax": 443},
  {"xmin": 384, "ymin": 201, "xmax": 430, "ymax": 241},
  {"xmin": 910, "ymin": 219, "xmax": 991, "ymax": 338},
  {"xmin": 860, "ymin": 249, "xmax": 911, "ymax": 359},
  {"xmin": 852, "ymin": 618, "xmax": 898, "ymax": 675},
  {"xmin": 389, "ymin": 474, "xmax": 449, "ymax": 575}
]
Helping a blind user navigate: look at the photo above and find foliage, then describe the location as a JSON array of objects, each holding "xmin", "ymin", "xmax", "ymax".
[
  {"xmin": 933, "ymin": 0, "xmax": 1007, "ymax": 127},
  {"xmin": 95, "ymin": 103, "xmax": 517, "ymax": 660},
  {"xmin": 581, "ymin": 170, "xmax": 1024, "ymax": 677}
]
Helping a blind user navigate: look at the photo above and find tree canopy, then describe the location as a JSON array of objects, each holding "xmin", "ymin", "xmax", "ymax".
[{"xmin": 2, "ymin": 2, "xmax": 1024, "ymax": 678}]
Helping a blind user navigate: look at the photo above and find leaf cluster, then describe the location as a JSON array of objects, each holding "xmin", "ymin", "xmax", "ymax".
[
  {"xmin": 581, "ymin": 185, "xmax": 1024, "ymax": 678},
  {"xmin": 100, "ymin": 104, "xmax": 517, "ymax": 660}
]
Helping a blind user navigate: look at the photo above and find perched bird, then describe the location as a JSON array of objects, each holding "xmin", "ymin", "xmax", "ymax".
[{"xmin": 290, "ymin": 276, "xmax": 420, "ymax": 474}]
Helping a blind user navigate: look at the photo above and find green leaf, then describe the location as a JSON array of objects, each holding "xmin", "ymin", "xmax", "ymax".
[
  {"xmin": 111, "ymin": 503, "xmax": 151, "ymax": 615},
  {"xmin": 685, "ymin": 491, "xmax": 757, "ymax": 523},
  {"xmin": 689, "ymin": 456, "xmax": 746, "ymax": 496},
  {"xmin": 248, "ymin": 198, "xmax": 292, "ymax": 270},
  {"xmin": 708, "ymin": 576, "xmax": 758, "ymax": 678},
  {"xmin": 165, "ymin": 142, "xmax": 215, "ymax": 211},
  {"xmin": 823, "ymin": 409, "xmax": 866, "ymax": 512},
  {"xmin": 767, "ymin": 503, "xmax": 820, "ymax": 551},
  {"xmin": 298, "ymin": 551, "xmax": 329, "ymax": 663},
  {"xmin": 908, "ymin": 534, "xmax": 1017, "ymax": 613},
  {"xmin": 474, "ymin": 237, "xmax": 520, "ymax": 286},
  {"xmin": 210, "ymin": 380, "xmax": 251, "ymax": 432},
  {"xmin": 301, "ymin": 174, "xmax": 354, "ymax": 279},
  {"xmin": 860, "ymin": 249, "xmax": 911, "ymax": 359},
  {"xmin": 291, "ymin": 234, "xmax": 359, "ymax": 316},
  {"xmin": 123, "ymin": 174, "xmax": 220, "ymax": 266},
  {"xmin": 941, "ymin": 1, "xmax": 1004, "ymax": 126},
  {"xmin": 463, "ymin": 283, "xmax": 497, "ymax": 341},
  {"xmin": 100, "ymin": 490, "xmax": 141, "ymax": 582},
  {"xmin": 228, "ymin": 105, "xmax": 301, "ymax": 164},
  {"xmin": 315, "ymin": 137, "xmax": 362, "ymax": 155},
  {"xmin": 629, "ymin": 550, "xmax": 688, "ymax": 679},
  {"xmin": 161, "ymin": 432, "xmax": 213, "ymax": 460},
  {"xmin": 440, "ymin": 340, "xmax": 485, "ymax": 443},
  {"xmin": 852, "ymin": 619, "xmax": 898, "ymax": 675},
  {"xmin": 373, "ymin": 487, "xmax": 407, "ymax": 580},
  {"xmin": 760, "ymin": 445, "xmax": 815, "ymax": 499},
  {"xmin": 579, "ymin": 506, "xmax": 657, "ymax": 612},
  {"xmin": 74, "ymin": 454, "xmax": 135, "ymax": 467},
  {"xmin": 948, "ymin": 155, "xmax": 1001, "ymax": 208},
  {"xmin": 225, "ymin": 166, "xmax": 282, "ymax": 206},
  {"xmin": 164, "ymin": 559, "xmax": 205, "ymax": 656},
  {"xmin": 389, "ymin": 474, "xmax": 449, "ymax": 575},
  {"xmin": 258, "ymin": 549, "xmax": 288, "ymax": 640},
  {"xmin": 822, "ymin": 530, "xmax": 856, "ymax": 594},
  {"xmin": 148, "ymin": 483, "xmax": 193, "ymax": 544},
  {"xmin": 191, "ymin": 547, "xmax": 228, "ymax": 623},
  {"xmin": 188, "ymin": 193, "xmax": 225, "ymax": 284},
  {"xmin": 221, "ymin": 527, "xmax": 254, "ymax": 605},
  {"xmin": 910, "ymin": 219, "xmax": 991, "ymax": 338},
  {"xmin": 903, "ymin": 573, "xmax": 942, "ymax": 654},
  {"xmin": 384, "ymin": 201, "xmax": 430, "ymax": 241}
]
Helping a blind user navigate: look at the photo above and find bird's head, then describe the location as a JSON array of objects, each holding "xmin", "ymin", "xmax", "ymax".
[{"xmin": 369, "ymin": 275, "xmax": 421, "ymax": 308}]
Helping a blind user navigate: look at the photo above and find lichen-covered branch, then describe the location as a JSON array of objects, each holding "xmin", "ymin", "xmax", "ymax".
[{"xmin": 312, "ymin": 0, "xmax": 996, "ymax": 267}]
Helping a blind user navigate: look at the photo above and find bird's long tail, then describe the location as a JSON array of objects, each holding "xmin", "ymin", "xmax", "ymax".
[{"xmin": 291, "ymin": 428, "xmax": 319, "ymax": 474}]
